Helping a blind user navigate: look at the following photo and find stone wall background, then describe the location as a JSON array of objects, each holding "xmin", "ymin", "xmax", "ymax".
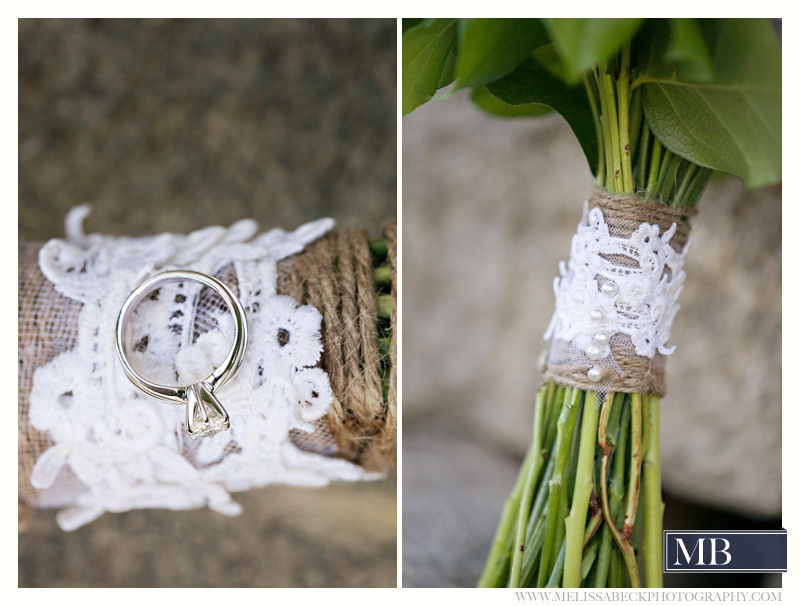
[{"xmin": 18, "ymin": 18, "xmax": 397, "ymax": 588}]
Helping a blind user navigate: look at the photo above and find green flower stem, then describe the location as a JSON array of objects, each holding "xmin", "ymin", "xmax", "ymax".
[
  {"xmin": 613, "ymin": 393, "xmax": 644, "ymax": 588},
  {"xmin": 596, "ymin": 392, "xmax": 617, "ymax": 584},
  {"xmin": 520, "ymin": 517, "xmax": 547, "ymax": 586},
  {"xmin": 658, "ymin": 153, "xmax": 682, "ymax": 201},
  {"xmin": 610, "ymin": 549, "xmax": 625, "ymax": 587},
  {"xmin": 369, "ymin": 237, "xmax": 388, "ymax": 261},
  {"xmin": 592, "ymin": 392, "xmax": 624, "ymax": 587},
  {"xmin": 582, "ymin": 490, "xmax": 603, "ymax": 547},
  {"xmin": 547, "ymin": 539, "xmax": 567, "ymax": 588},
  {"xmin": 608, "ymin": 398, "xmax": 630, "ymax": 590},
  {"xmin": 616, "ymin": 44, "xmax": 633, "ymax": 193},
  {"xmin": 543, "ymin": 381, "xmax": 558, "ymax": 429},
  {"xmin": 581, "ymin": 536, "xmax": 601, "ymax": 583},
  {"xmin": 596, "ymin": 393, "xmax": 642, "ymax": 588},
  {"xmin": 600, "ymin": 395, "xmax": 634, "ymax": 585},
  {"xmin": 479, "ymin": 429, "xmax": 539, "ymax": 587},
  {"xmin": 622, "ymin": 395, "xmax": 644, "ymax": 534},
  {"xmin": 592, "ymin": 524, "xmax": 613, "ymax": 588},
  {"xmin": 510, "ymin": 386, "xmax": 548, "ymax": 586},
  {"xmin": 377, "ymin": 294, "xmax": 393, "ymax": 319},
  {"xmin": 680, "ymin": 166, "xmax": 712, "ymax": 209},
  {"xmin": 594, "ymin": 68, "xmax": 616, "ymax": 190},
  {"xmin": 645, "ymin": 138, "xmax": 662, "ymax": 199},
  {"xmin": 521, "ymin": 457, "xmax": 557, "ymax": 585},
  {"xmin": 553, "ymin": 414, "xmax": 582, "ymax": 580},
  {"xmin": 636, "ymin": 119, "xmax": 651, "ymax": 190},
  {"xmin": 563, "ymin": 391, "xmax": 601, "ymax": 587},
  {"xmin": 652, "ymin": 148, "xmax": 674, "ymax": 199},
  {"xmin": 584, "ymin": 74, "xmax": 605, "ymax": 187},
  {"xmin": 543, "ymin": 384, "xmax": 565, "ymax": 458},
  {"xmin": 600, "ymin": 69, "xmax": 623, "ymax": 192},
  {"xmin": 373, "ymin": 264, "xmax": 391, "ymax": 286},
  {"xmin": 537, "ymin": 387, "xmax": 581, "ymax": 586},
  {"xmin": 673, "ymin": 163, "xmax": 698, "ymax": 206},
  {"xmin": 378, "ymin": 336, "xmax": 392, "ymax": 357},
  {"xmin": 643, "ymin": 394, "xmax": 664, "ymax": 587},
  {"xmin": 628, "ymin": 87, "xmax": 643, "ymax": 167}
]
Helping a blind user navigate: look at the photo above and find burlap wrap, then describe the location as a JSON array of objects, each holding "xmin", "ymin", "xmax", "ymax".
[
  {"xmin": 18, "ymin": 222, "xmax": 396, "ymax": 524},
  {"xmin": 542, "ymin": 189, "xmax": 696, "ymax": 396}
]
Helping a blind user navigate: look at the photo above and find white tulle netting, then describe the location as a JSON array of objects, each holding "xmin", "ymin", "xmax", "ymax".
[
  {"xmin": 20, "ymin": 208, "xmax": 376, "ymax": 531},
  {"xmin": 544, "ymin": 200, "xmax": 690, "ymax": 395}
]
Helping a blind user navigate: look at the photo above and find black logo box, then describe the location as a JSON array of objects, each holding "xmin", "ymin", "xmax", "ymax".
[{"xmin": 664, "ymin": 530, "xmax": 786, "ymax": 573}]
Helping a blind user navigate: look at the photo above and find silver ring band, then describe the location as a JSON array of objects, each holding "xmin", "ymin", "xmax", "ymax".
[{"xmin": 115, "ymin": 270, "xmax": 248, "ymax": 439}]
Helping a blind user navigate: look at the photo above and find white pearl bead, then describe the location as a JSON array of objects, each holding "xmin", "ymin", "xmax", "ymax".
[
  {"xmin": 586, "ymin": 345, "xmax": 603, "ymax": 361},
  {"xmin": 590, "ymin": 308, "xmax": 604, "ymax": 322},
  {"xmin": 587, "ymin": 366, "xmax": 602, "ymax": 383},
  {"xmin": 601, "ymin": 281, "xmax": 618, "ymax": 297},
  {"xmin": 594, "ymin": 332, "xmax": 610, "ymax": 347}
]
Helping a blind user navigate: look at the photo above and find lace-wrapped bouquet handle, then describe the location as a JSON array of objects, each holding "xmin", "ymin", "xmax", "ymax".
[
  {"xmin": 403, "ymin": 18, "xmax": 780, "ymax": 588},
  {"xmin": 18, "ymin": 211, "xmax": 396, "ymax": 531}
]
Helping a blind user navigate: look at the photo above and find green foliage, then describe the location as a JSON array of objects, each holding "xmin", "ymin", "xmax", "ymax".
[
  {"xmin": 542, "ymin": 19, "xmax": 644, "ymax": 84},
  {"xmin": 402, "ymin": 17, "xmax": 782, "ymax": 189},
  {"xmin": 455, "ymin": 19, "xmax": 548, "ymax": 89},
  {"xmin": 402, "ymin": 18, "xmax": 424, "ymax": 34},
  {"xmin": 471, "ymin": 86, "xmax": 552, "ymax": 118},
  {"xmin": 664, "ymin": 18, "xmax": 713, "ymax": 82},
  {"xmin": 402, "ymin": 19, "xmax": 458, "ymax": 116},
  {"xmin": 486, "ymin": 60, "xmax": 599, "ymax": 174},
  {"xmin": 637, "ymin": 19, "xmax": 781, "ymax": 187}
]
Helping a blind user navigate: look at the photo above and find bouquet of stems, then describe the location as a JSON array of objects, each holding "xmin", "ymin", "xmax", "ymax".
[{"xmin": 403, "ymin": 18, "xmax": 781, "ymax": 588}]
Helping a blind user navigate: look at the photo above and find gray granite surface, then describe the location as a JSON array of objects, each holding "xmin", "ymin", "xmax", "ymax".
[
  {"xmin": 20, "ymin": 480, "xmax": 396, "ymax": 588},
  {"xmin": 19, "ymin": 18, "xmax": 396, "ymax": 240}
]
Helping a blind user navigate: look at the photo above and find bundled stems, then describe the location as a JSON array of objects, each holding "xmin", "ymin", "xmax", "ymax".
[
  {"xmin": 537, "ymin": 387, "xmax": 581, "ymax": 586},
  {"xmin": 510, "ymin": 387, "xmax": 548, "ymax": 585},
  {"xmin": 563, "ymin": 392, "xmax": 600, "ymax": 587},
  {"xmin": 643, "ymin": 395, "xmax": 665, "ymax": 586},
  {"xmin": 481, "ymin": 37, "xmax": 713, "ymax": 588}
]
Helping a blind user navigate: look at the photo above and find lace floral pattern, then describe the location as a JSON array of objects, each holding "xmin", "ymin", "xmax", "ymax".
[
  {"xmin": 545, "ymin": 204, "xmax": 689, "ymax": 361},
  {"xmin": 28, "ymin": 207, "xmax": 374, "ymax": 531}
]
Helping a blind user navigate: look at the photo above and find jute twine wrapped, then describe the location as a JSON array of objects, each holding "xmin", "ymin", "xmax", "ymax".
[
  {"xmin": 542, "ymin": 189, "xmax": 696, "ymax": 396},
  {"xmin": 279, "ymin": 222, "xmax": 397, "ymax": 472},
  {"xmin": 18, "ymin": 223, "xmax": 396, "ymax": 530}
]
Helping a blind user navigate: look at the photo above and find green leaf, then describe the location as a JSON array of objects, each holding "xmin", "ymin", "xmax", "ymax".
[
  {"xmin": 471, "ymin": 86, "xmax": 553, "ymax": 118},
  {"xmin": 402, "ymin": 19, "xmax": 424, "ymax": 34},
  {"xmin": 543, "ymin": 18, "xmax": 643, "ymax": 83},
  {"xmin": 486, "ymin": 58, "xmax": 598, "ymax": 173},
  {"xmin": 638, "ymin": 18, "xmax": 781, "ymax": 187},
  {"xmin": 402, "ymin": 19, "xmax": 458, "ymax": 116},
  {"xmin": 532, "ymin": 43, "xmax": 568, "ymax": 81},
  {"xmin": 455, "ymin": 19, "xmax": 549, "ymax": 89},
  {"xmin": 438, "ymin": 40, "xmax": 458, "ymax": 88},
  {"xmin": 665, "ymin": 18, "xmax": 713, "ymax": 82}
]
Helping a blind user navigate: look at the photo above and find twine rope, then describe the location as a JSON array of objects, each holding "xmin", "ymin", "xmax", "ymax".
[
  {"xmin": 587, "ymin": 188, "xmax": 696, "ymax": 252},
  {"xmin": 279, "ymin": 221, "xmax": 397, "ymax": 471}
]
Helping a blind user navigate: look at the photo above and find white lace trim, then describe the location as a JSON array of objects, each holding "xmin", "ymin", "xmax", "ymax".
[
  {"xmin": 545, "ymin": 203, "xmax": 689, "ymax": 361},
  {"xmin": 29, "ymin": 207, "xmax": 377, "ymax": 531}
]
